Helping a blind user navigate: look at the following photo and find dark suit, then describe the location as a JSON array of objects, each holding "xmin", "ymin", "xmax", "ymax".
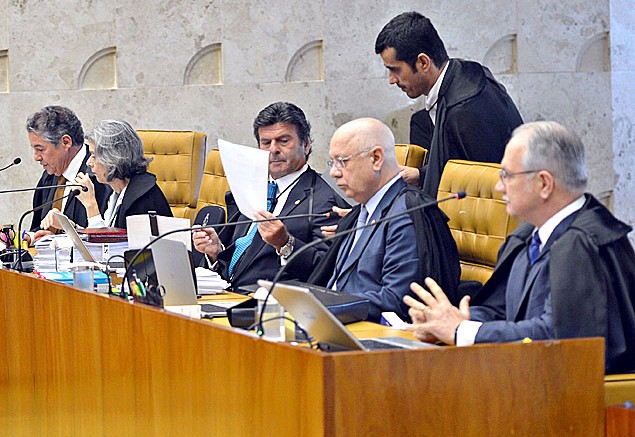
[
  {"xmin": 469, "ymin": 194, "xmax": 635, "ymax": 373},
  {"xmin": 112, "ymin": 172, "xmax": 172, "ymax": 228},
  {"xmin": 309, "ymin": 178, "xmax": 451, "ymax": 322},
  {"xmin": 410, "ymin": 59, "xmax": 523, "ymax": 196},
  {"xmin": 215, "ymin": 167, "xmax": 348, "ymax": 290},
  {"xmin": 30, "ymin": 145, "xmax": 111, "ymax": 231}
]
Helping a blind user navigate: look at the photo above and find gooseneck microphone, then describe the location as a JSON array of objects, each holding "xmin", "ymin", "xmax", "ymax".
[
  {"xmin": 255, "ymin": 190, "xmax": 467, "ymax": 334},
  {"xmin": 0, "ymin": 157, "xmax": 21, "ymax": 172},
  {"xmin": 0, "ymin": 183, "xmax": 88, "ymax": 194},
  {"xmin": 13, "ymin": 189, "xmax": 82, "ymax": 272}
]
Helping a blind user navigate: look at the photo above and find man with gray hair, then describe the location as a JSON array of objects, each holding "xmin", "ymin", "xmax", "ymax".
[
  {"xmin": 308, "ymin": 118, "xmax": 459, "ymax": 322},
  {"xmin": 26, "ymin": 106, "xmax": 110, "ymax": 241},
  {"xmin": 404, "ymin": 121, "xmax": 635, "ymax": 373}
]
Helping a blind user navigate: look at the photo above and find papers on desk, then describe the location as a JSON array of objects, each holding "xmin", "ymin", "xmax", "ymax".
[
  {"xmin": 218, "ymin": 138, "xmax": 269, "ymax": 220},
  {"xmin": 195, "ymin": 267, "xmax": 229, "ymax": 295},
  {"xmin": 33, "ymin": 234, "xmax": 128, "ymax": 272}
]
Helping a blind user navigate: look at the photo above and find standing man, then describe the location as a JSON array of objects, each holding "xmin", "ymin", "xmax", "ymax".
[
  {"xmin": 26, "ymin": 106, "xmax": 111, "ymax": 241},
  {"xmin": 193, "ymin": 102, "xmax": 348, "ymax": 291},
  {"xmin": 308, "ymin": 118, "xmax": 459, "ymax": 322},
  {"xmin": 375, "ymin": 11, "xmax": 523, "ymax": 196},
  {"xmin": 404, "ymin": 121, "xmax": 635, "ymax": 373}
]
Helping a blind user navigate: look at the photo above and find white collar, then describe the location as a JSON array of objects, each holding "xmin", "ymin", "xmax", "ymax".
[
  {"xmin": 62, "ymin": 146, "xmax": 86, "ymax": 181},
  {"xmin": 363, "ymin": 174, "xmax": 401, "ymax": 220},
  {"xmin": 272, "ymin": 163, "xmax": 308, "ymax": 193},
  {"xmin": 535, "ymin": 196, "xmax": 586, "ymax": 249},
  {"xmin": 424, "ymin": 61, "xmax": 449, "ymax": 113}
]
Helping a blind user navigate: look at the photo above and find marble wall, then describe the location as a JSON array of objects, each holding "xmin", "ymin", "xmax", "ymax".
[{"xmin": 0, "ymin": 0, "xmax": 631, "ymax": 238}]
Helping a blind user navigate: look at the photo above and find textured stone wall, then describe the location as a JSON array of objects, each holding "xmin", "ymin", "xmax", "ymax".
[{"xmin": 0, "ymin": 0, "xmax": 630, "ymax": 235}]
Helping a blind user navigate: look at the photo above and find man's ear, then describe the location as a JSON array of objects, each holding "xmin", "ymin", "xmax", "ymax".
[
  {"xmin": 59, "ymin": 134, "xmax": 73, "ymax": 150},
  {"xmin": 303, "ymin": 137, "xmax": 312, "ymax": 157},
  {"xmin": 416, "ymin": 53, "xmax": 433, "ymax": 72},
  {"xmin": 537, "ymin": 170, "xmax": 555, "ymax": 199},
  {"xmin": 370, "ymin": 146, "xmax": 384, "ymax": 171}
]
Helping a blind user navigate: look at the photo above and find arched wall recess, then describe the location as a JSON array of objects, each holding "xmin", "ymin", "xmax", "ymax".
[
  {"xmin": 483, "ymin": 34, "xmax": 517, "ymax": 75},
  {"xmin": 285, "ymin": 40, "xmax": 324, "ymax": 82},
  {"xmin": 78, "ymin": 47, "xmax": 117, "ymax": 90},
  {"xmin": 184, "ymin": 43, "xmax": 222, "ymax": 86},
  {"xmin": 576, "ymin": 32, "xmax": 610, "ymax": 72}
]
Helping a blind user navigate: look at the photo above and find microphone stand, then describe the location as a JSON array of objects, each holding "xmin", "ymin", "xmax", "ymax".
[
  {"xmin": 121, "ymin": 212, "xmax": 337, "ymax": 297},
  {"xmin": 255, "ymin": 191, "xmax": 467, "ymax": 335},
  {"xmin": 0, "ymin": 184, "xmax": 88, "ymax": 194},
  {"xmin": 13, "ymin": 189, "xmax": 82, "ymax": 272}
]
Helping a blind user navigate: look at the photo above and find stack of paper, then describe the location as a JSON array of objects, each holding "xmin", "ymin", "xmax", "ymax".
[
  {"xmin": 195, "ymin": 267, "xmax": 229, "ymax": 295},
  {"xmin": 33, "ymin": 235, "xmax": 73, "ymax": 272}
]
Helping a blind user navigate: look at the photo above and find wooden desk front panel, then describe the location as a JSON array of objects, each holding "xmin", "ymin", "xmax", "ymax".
[
  {"xmin": 0, "ymin": 269, "xmax": 327, "ymax": 436},
  {"xmin": 0, "ymin": 269, "xmax": 605, "ymax": 436}
]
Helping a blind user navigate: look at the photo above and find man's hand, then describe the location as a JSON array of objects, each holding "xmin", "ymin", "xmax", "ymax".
[
  {"xmin": 33, "ymin": 229, "xmax": 54, "ymax": 242},
  {"xmin": 403, "ymin": 277, "xmax": 471, "ymax": 345},
  {"xmin": 40, "ymin": 208, "xmax": 64, "ymax": 231},
  {"xmin": 399, "ymin": 165, "xmax": 421, "ymax": 188},
  {"xmin": 192, "ymin": 226, "xmax": 223, "ymax": 260},
  {"xmin": 320, "ymin": 206, "xmax": 351, "ymax": 237},
  {"xmin": 254, "ymin": 210, "xmax": 289, "ymax": 250}
]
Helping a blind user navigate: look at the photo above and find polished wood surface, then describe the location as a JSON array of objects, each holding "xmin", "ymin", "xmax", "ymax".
[
  {"xmin": 0, "ymin": 269, "xmax": 605, "ymax": 436},
  {"xmin": 606, "ymin": 405, "xmax": 635, "ymax": 436}
]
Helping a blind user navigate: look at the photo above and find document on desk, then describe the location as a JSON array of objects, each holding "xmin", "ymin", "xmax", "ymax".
[
  {"xmin": 126, "ymin": 215, "xmax": 191, "ymax": 250},
  {"xmin": 218, "ymin": 138, "xmax": 269, "ymax": 220}
]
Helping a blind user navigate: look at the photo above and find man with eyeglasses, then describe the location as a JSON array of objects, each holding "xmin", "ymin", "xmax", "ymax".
[
  {"xmin": 403, "ymin": 121, "xmax": 635, "ymax": 373},
  {"xmin": 193, "ymin": 102, "xmax": 348, "ymax": 291},
  {"xmin": 308, "ymin": 118, "xmax": 460, "ymax": 323},
  {"xmin": 26, "ymin": 106, "xmax": 111, "ymax": 243}
]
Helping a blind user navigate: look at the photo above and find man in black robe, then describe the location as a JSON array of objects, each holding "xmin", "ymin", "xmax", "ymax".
[
  {"xmin": 403, "ymin": 121, "xmax": 635, "ymax": 374},
  {"xmin": 375, "ymin": 12, "xmax": 523, "ymax": 196}
]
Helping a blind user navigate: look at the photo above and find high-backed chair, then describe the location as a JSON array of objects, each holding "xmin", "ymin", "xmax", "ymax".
[
  {"xmin": 196, "ymin": 149, "xmax": 231, "ymax": 220},
  {"xmin": 395, "ymin": 143, "xmax": 428, "ymax": 168},
  {"xmin": 436, "ymin": 159, "xmax": 519, "ymax": 284},
  {"xmin": 138, "ymin": 130, "xmax": 206, "ymax": 223}
]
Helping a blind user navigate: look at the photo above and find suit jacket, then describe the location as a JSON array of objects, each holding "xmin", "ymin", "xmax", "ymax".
[
  {"xmin": 30, "ymin": 145, "xmax": 111, "ymax": 231},
  {"xmin": 309, "ymin": 179, "xmax": 429, "ymax": 322},
  {"xmin": 113, "ymin": 172, "xmax": 172, "ymax": 228},
  {"xmin": 410, "ymin": 59, "xmax": 523, "ymax": 196},
  {"xmin": 470, "ymin": 194, "xmax": 635, "ymax": 373},
  {"xmin": 215, "ymin": 167, "xmax": 348, "ymax": 290}
]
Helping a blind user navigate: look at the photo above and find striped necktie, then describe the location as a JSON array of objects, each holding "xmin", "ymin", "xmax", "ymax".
[{"xmin": 228, "ymin": 181, "xmax": 277, "ymax": 276}]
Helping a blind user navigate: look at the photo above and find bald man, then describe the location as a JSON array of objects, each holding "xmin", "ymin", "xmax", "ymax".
[{"xmin": 308, "ymin": 118, "xmax": 459, "ymax": 322}]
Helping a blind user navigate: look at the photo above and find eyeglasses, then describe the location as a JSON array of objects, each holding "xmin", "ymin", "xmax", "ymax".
[
  {"xmin": 498, "ymin": 169, "xmax": 541, "ymax": 183},
  {"xmin": 327, "ymin": 148, "xmax": 372, "ymax": 170}
]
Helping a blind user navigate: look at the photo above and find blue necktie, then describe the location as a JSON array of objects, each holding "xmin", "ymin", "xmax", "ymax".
[
  {"xmin": 528, "ymin": 231, "xmax": 541, "ymax": 265},
  {"xmin": 328, "ymin": 205, "xmax": 368, "ymax": 289},
  {"xmin": 228, "ymin": 182, "xmax": 277, "ymax": 276}
]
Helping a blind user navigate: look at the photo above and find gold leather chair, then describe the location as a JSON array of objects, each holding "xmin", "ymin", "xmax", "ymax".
[
  {"xmin": 138, "ymin": 130, "xmax": 206, "ymax": 222},
  {"xmin": 437, "ymin": 159, "xmax": 519, "ymax": 284},
  {"xmin": 395, "ymin": 143, "xmax": 428, "ymax": 168},
  {"xmin": 196, "ymin": 149, "xmax": 231, "ymax": 220}
]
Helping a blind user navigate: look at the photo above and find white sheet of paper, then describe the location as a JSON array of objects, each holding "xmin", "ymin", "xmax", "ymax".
[
  {"xmin": 218, "ymin": 138, "xmax": 269, "ymax": 220},
  {"xmin": 126, "ymin": 215, "xmax": 191, "ymax": 250}
]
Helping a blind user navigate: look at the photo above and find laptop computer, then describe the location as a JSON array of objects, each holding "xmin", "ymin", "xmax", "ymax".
[
  {"xmin": 147, "ymin": 238, "xmax": 198, "ymax": 306},
  {"xmin": 258, "ymin": 280, "xmax": 438, "ymax": 351},
  {"xmin": 53, "ymin": 211, "xmax": 100, "ymax": 265},
  {"xmin": 54, "ymin": 211, "xmax": 126, "ymax": 269}
]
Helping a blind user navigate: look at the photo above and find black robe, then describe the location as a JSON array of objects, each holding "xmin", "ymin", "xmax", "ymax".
[
  {"xmin": 410, "ymin": 59, "xmax": 523, "ymax": 196},
  {"xmin": 112, "ymin": 172, "xmax": 172, "ymax": 229},
  {"xmin": 471, "ymin": 194, "xmax": 635, "ymax": 373}
]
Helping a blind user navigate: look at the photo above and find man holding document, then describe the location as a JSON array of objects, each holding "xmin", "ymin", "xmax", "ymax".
[{"xmin": 193, "ymin": 102, "xmax": 348, "ymax": 290}]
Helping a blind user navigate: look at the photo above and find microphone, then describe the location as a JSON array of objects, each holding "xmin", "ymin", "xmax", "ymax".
[
  {"xmin": 12, "ymin": 189, "xmax": 82, "ymax": 272},
  {"xmin": 0, "ymin": 157, "xmax": 21, "ymax": 172},
  {"xmin": 255, "ymin": 190, "xmax": 467, "ymax": 334},
  {"xmin": 0, "ymin": 183, "xmax": 88, "ymax": 194}
]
